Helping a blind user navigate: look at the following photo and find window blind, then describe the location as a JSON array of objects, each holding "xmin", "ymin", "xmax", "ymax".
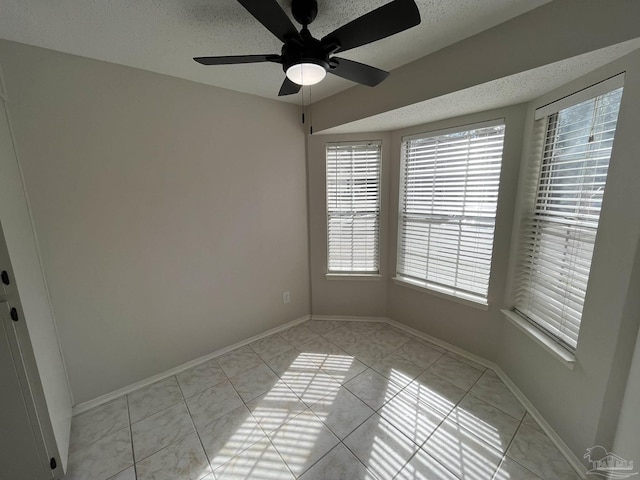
[
  {"xmin": 397, "ymin": 121, "xmax": 505, "ymax": 303},
  {"xmin": 326, "ymin": 141, "xmax": 381, "ymax": 273},
  {"xmin": 514, "ymin": 85, "xmax": 624, "ymax": 351}
]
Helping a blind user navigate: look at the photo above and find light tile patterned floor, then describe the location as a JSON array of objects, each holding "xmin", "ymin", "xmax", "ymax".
[{"xmin": 63, "ymin": 320, "xmax": 580, "ymax": 480}]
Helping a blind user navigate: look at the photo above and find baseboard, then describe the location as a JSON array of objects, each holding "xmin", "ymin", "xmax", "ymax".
[
  {"xmin": 491, "ymin": 365, "xmax": 588, "ymax": 479},
  {"xmin": 310, "ymin": 314, "xmax": 389, "ymax": 323},
  {"xmin": 313, "ymin": 315, "xmax": 587, "ymax": 478},
  {"xmin": 383, "ymin": 317, "xmax": 495, "ymax": 370},
  {"xmin": 72, "ymin": 314, "xmax": 311, "ymax": 416}
]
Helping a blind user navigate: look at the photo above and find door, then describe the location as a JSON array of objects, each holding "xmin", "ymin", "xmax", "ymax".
[
  {"xmin": 0, "ymin": 66, "xmax": 71, "ymax": 477},
  {"xmin": 0, "ymin": 301, "xmax": 51, "ymax": 479}
]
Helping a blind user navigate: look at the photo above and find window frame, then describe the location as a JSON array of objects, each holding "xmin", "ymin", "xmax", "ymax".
[
  {"xmin": 325, "ymin": 140, "xmax": 382, "ymax": 276},
  {"xmin": 394, "ymin": 119, "xmax": 507, "ymax": 306}
]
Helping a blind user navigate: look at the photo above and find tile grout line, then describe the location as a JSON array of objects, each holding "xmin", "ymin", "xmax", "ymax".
[
  {"xmin": 388, "ymin": 356, "xmax": 496, "ymax": 478},
  {"xmin": 192, "ymin": 323, "xmax": 432, "ymax": 478},
  {"xmin": 498, "ymin": 421, "xmax": 546, "ymax": 480},
  {"xmin": 249, "ymin": 333, "xmax": 295, "ymax": 364},
  {"xmin": 174, "ymin": 376, "xmax": 216, "ymax": 479},
  {"xmin": 193, "ymin": 380, "xmax": 276, "ymax": 479},
  {"xmin": 379, "ymin": 315, "xmax": 584, "ymax": 477},
  {"xmin": 126, "ymin": 377, "xmax": 186, "ymax": 424},
  {"xmin": 305, "ymin": 328, "xmax": 388, "ymax": 453},
  {"xmin": 280, "ymin": 323, "xmax": 389, "ymax": 478},
  {"xmin": 338, "ymin": 439, "xmax": 385, "ymax": 480},
  {"xmin": 130, "ymin": 380, "xmax": 200, "ymax": 467},
  {"xmin": 466, "ymin": 370, "xmax": 529, "ymax": 420},
  {"xmin": 328, "ymin": 327, "xmax": 447, "ymax": 479},
  {"xmin": 125, "ymin": 394, "xmax": 138, "ymax": 480},
  {"xmin": 220, "ymin": 336, "xmax": 303, "ymax": 480},
  {"xmin": 400, "ymin": 363, "xmax": 489, "ymax": 480},
  {"xmin": 427, "ymin": 368, "xmax": 534, "ymax": 480}
]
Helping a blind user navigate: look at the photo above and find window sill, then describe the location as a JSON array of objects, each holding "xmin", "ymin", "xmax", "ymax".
[
  {"xmin": 501, "ymin": 309, "xmax": 576, "ymax": 370},
  {"xmin": 325, "ymin": 273, "xmax": 382, "ymax": 281},
  {"xmin": 392, "ymin": 277, "xmax": 489, "ymax": 311}
]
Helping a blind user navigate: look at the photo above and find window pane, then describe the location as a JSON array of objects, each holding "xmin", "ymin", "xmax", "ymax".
[
  {"xmin": 327, "ymin": 142, "xmax": 381, "ymax": 273},
  {"xmin": 515, "ymin": 86, "xmax": 623, "ymax": 350},
  {"xmin": 397, "ymin": 123, "xmax": 506, "ymax": 303}
]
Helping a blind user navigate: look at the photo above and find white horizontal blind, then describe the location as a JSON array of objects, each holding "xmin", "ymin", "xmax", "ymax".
[
  {"xmin": 397, "ymin": 122, "xmax": 505, "ymax": 303},
  {"xmin": 327, "ymin": 141, "xmax": 381, "ymax": 273},
  {"xmin": 514, "ymin": 86, "xmax": 623, "ymax": 350}
]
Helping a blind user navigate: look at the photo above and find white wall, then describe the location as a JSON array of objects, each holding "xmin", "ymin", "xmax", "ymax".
[{"xmin": 0, "ymin": 40, "xmax": 310, "ymax": 404}]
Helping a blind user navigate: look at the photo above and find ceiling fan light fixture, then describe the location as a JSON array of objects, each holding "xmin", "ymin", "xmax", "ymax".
[{"xmin": 286, "ymin": 62, "xmax": 326, "ymax": 86}]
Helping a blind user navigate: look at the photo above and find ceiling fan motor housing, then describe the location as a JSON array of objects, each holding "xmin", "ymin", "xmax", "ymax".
[
  {"xmin": 291, "ymin": 0, "xmax": 318, "ymax": 27},
  {"xmin": 280, "ymin": 27, "xmax": 330, "ymax": 74}
]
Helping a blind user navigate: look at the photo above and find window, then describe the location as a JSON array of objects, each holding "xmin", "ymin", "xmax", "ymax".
[
  {"xmin": 326, "ymin": 141, "xmax": 381, "ymax": 274},
  {"xmin": 513, "ymin": 77, "xmax": 624, "ymax": 351},
  {"xmin": 396, "ymin": 121, "xmax": 506, "ymax": 304}
]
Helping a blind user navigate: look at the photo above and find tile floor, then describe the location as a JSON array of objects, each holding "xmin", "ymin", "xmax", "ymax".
[{"xmin": 63, "ymin": 320, "xmax": 581, "ymax": 480}]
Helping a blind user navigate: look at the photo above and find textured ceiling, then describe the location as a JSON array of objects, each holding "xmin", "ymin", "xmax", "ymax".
[
  {"xmin": 319, "ymin": 39, "xmax": 640, "ymax": 134},
  {"xmin": 0, "ymin": 0, "xmax": 550, "ymax": 103}
]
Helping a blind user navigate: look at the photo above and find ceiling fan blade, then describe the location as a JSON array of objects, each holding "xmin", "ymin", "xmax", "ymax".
[
  {"xmin": 237, "ymin": 0, "xmax": 301, "ymax": 43},
  {"xmin": 322, "ymin": 0, "xmax": 420, "ymax": 53},
  {"xmin": 329, "ymin": 57, "xmax": 389, "ymax": 86},
  {"xmin": 194, "ymin": 54, "xmax": 281, "ymax": 65},
  {"xmin": 278, "ymin": 77, "xmax": 301, "ymax": 96}
]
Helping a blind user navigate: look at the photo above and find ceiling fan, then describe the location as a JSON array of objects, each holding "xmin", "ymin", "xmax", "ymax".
[{"xmin": 194, "ymin": 0, "xmax": 421, "ymax": 96}]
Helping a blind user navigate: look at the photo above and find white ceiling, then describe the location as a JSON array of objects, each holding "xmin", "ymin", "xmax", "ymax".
[{"xmin": 0, "ymin": 0, "xmax": 551, "ymax": 103}]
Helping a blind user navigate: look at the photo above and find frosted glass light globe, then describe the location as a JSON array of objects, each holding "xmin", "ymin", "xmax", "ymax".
[{"xmin": 286, "ymin": 62, "xmax": 326, "ymax": 86}]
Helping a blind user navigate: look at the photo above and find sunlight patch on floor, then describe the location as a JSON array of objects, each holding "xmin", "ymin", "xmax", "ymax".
[
  {"xmin": 425, "ymin": 420, "xmax": 502, "ymax": 479},
  {"xmin": 214, "ymin": 352, "xmax": 351, "ymax": 477}
]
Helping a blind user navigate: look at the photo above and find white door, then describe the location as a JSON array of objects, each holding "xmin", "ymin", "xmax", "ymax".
[
  {"xmin": 0, "ymin": 301, "xmax": 51, "ymax": 479},
  {"xmin": 0, "ymin": 68, "xmax": 70, "ymax": 477}
]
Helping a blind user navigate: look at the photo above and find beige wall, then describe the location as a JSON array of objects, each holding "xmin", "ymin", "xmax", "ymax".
[
  {"xmin": 612, "ymin": 246, "xmax": 640, "ymax": 460},
  {"xmin": 0, "ymin": 40, "xmax": 310, "ymax": 404},
  {"xmin": 387, "ymin": 106, "xmax": 526, "ymax": 361},
  {"xmin": 498, "ymin": 51, "xmax": 640, "ymax": 457},
  {"xmin": 307, "ymin": 133, "xmax": 390, "ymax": 317},
  {"xmin": 307, "ymin": 106, "xmax": 526, "ymax": 360}
]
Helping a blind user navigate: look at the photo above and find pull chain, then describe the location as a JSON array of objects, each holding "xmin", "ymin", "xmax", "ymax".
[
  {"xmin": 299, "ymin": 83, "xmax": 312, "ymax": 135},
  {"xmin": 309, "ymin": 87, "xmax": 313, "ymax": 134},
  {"xmin": 301, "ymin": 85, "xmax": 305, "ymax": 125}
]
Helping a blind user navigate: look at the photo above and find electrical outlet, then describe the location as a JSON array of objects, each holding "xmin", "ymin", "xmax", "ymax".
[{"xmin": 282, "ymin": 291, "xmax": 290, "ymax": 304}]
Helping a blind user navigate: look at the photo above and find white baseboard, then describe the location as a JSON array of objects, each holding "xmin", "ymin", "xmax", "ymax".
[
  {"xmin": 72, "ymin": 314, "xmax": 311, "ymax": 416},
  {"xmin": 383, "ymin": 317, "xmax": 495, "ymax": 370},
  {"xmin": 312, "ymin": 315, "xmax": 586, "ymax": 478},
  {"xmin": 72, "ymin": 312, "xmax": 587, "ymax": 478},
  {"xmin": 310, "ymin": 314, "xmax": 389, "ymax": 323},
  {"xmin": 491, "ymin": 365, "xmax": 587, "ymax": 479}
]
